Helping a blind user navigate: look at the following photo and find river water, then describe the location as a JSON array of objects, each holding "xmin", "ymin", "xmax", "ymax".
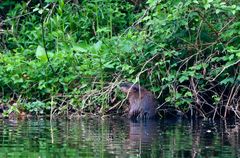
[{"xmin": 0, "ymin": 117, "xmax": 239, "ymax": 158}]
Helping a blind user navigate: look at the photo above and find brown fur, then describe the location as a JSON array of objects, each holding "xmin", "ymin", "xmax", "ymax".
[{"xmin": 119, "ymin": 83, "xmax": 158, "ymax": 120}]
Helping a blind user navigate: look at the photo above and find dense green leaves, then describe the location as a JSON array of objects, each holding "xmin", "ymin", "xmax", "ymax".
[{"xmin": 0, "ymin": 0, "xmax": 239, "ymax": 118}]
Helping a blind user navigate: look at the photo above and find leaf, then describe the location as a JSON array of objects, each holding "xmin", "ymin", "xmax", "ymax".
[
  {"xmin": 216, "ymin": 9, "xmax": 221, "ymax": 14},
  {"xmin": 204, "ymin": 4, "xmax": 211, "ymax": 10},
  {"xmin": 93, "ymin": 41, "xmax": 102, "ymax": 51},
  {"xmin": 36, "ymin": 45, "xmax": 47, "ymax": 61},
  {"xmin": 104, "ymin": 61, "xmax": 115, "ymax": 69},
  {"xmin": 121, "ymin": 43, "xmax": 132, "ymax": 53},
  {"xmin": 179, "ymin": 75, "xmax": 188, "ymax": 83},
  {"xmin": 45, "ymin": 0, "xmax": 58, "ymax": 2},
  {"xmin": 146, "ymin": 0, "xmax": 157, "ymax": 6},
  {"xmin": 175, "ymin": 92, "xmax": 182, "ymax": 99},
  {"xmin": 38, "ymin": 9, "xmax": 44, "ymax": 14},
  {"xmin": 32, "ymin": 7, "xmax": 39, "ymax": 12},
  {"xmin": 193, "ymin": 0, "xmax": 199, "ymax": 4},
  {"xmin": 220, "ymin": 78, "xmax": 234, "ymax": 85},
  {"xmin": 237, "ymin": 52, "xmax": 240, "ymax": 58},
  {"xmin": 188, "ymin": 71, "xmax": 195, "ymax": 77},
  {"xmin": 229, "ymin": 54, "xmax": 234, "ymax": 60},
  {"xmin": 72, "ymin": 44, "xmax": 87, "ymax": 52},
  {"xmin": 184, "ymin": 91, "xmax": 193, "ymax": 97}
]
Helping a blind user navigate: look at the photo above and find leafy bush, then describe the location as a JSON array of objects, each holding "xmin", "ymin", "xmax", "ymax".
[
  {"xmin": 0, "ymin": 0, "xmax": 239, "ymax": 118},
  {"xmin": 134, "ymin": 0, "xmax": 240, "ymax": 118}
]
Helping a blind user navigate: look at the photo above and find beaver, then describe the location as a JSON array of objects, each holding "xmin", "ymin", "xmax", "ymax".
[{"xmin": 119, "ymin": 82, "xmax": 158, "ymax": 120}]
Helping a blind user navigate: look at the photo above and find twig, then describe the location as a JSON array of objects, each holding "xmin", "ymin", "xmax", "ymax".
[
  {"xmin": 40, "ymin": 0, "xmax": 55, "ymax": 74},
  {"xmin": 211, "ymin": 60, "xmax": 240, "ymax": 82},
  {"xmin": 121, "ymin": 0, "xmax": 161, "ymax": 36},
  {"xmin": 224, "ymin": 84, "xmax": 237, "ymax": 118},
  {"xmin": 219, "ymin": 17, "xmax": 236, "ymax": 33},
  {"xmin": 195, "ymin": 10, "xmax": 219, "ymax": 36}
]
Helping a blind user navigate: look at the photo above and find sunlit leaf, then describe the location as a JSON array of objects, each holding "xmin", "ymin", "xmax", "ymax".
[
  {"xmin": 93, "ymin": 41, "xmax": 102, "ymax": 51},
  {"xmin": 179, "ymin": 75, "xmax": 188, "ymax": 83},
  {"xmin": 220, "ymin": 78, "xmax": 234, "ymax": 85},
  {"xmin": 35, "ymin": 45, "xmax": 47, "ymax": 61}
]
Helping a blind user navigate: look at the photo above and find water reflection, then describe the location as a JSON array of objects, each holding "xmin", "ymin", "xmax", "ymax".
[
  {"xmin": 127, "ymin": 121, "xmax": 159, "ymax": 148},
  {"xmin": 0, "ymin": 118, "xmax": 239, "ymax": 158}
]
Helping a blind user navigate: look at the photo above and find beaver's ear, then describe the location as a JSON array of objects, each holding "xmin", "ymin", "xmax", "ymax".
[{"xmin": 132, "ymin": 86, "xmax": 140, "ymax": 92}]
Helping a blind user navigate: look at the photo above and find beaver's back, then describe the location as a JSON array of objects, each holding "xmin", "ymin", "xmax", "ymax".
[{"xmin": 120, "ymin": 83, "xmax": 158, "ymax": 120}]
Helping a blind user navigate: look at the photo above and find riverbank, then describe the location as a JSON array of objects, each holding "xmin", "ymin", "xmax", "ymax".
[{"xmin": 0, "ymin": 0, "xmax": 239, "ymax": 119}]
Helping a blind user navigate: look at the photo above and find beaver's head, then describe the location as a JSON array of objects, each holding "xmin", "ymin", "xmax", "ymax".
[{"xmin": 119, "ymin": 82, "xmax": 141, "ymax": 94}]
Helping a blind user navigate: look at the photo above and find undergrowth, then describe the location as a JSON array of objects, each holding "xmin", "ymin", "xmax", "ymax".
[{"xmin": 0, "ymin": 0, "xmax": 239, "ymax": 119}]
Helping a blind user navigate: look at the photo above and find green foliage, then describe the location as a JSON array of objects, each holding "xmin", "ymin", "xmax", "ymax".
[
  {"xmin": 24, "ymin": 101, "xmax": 48, "ymax": 114},
  {"xmin": 139, "ymin": 0, "xmax": 240, "ymax": 117},
  {"xmin": 0, "ymin": 0, "xmax": 239, "ymax": 118}
]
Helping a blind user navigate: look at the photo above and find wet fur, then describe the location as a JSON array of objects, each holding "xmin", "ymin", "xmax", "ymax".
[{"xmin": 120, "ymin": 83, "xmax": 158, "ymax": 120}]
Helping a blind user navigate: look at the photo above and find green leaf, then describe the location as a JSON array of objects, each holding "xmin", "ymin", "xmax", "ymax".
[
  {"xmin": 38, "ymin": 9, "xmax": 44, "ymax": 14},
  {"xmin": 220, "ymin": 78, "xmax": 234, "ymax": 85},
  {"xmin": 93, "ymin": 41, "xmax": 102, "ymax": 51},
  {"xmin": 237, "ymin": 52, "xmax": 240, "ymax": 58},
  {"xmin": 72, "ymin": 44, "xmax": 87, "ymax": 53},
  {"xmin": 204, "ymin": 4, "xmax": 211, "ymax": 10},
  {"xmin": 104, "ymin": 61, "xmax": 115, "ymax": 69},
  {"xmin": 32, "ymin": 7, "xmax": 39, "ymax": 12},
  {"xmin": 229, "ymin": 54, "xmax": 234, "ymax": 60},
  {"xmin": 184, "ymin": 91, "xmax": 193, "ymax": 97},
  {"xmin": 179, "ymin": 75, "xmax": 188, "ymax": 83},
  {"xmin": 216, "ymin": 9, "xmax": 221, "ymax": 14},
  {"xmin": 35, "ymin": 45, "xmax": 47, "ymax": 61},
  {"xmin": 121, "ymin": 43, "xmax": 132, "ymax": 53},
  {"xmin": 45, "ymin": 0, "xmax": 58, "ymax": 2}
]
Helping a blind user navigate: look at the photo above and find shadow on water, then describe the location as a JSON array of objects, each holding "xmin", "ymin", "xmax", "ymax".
[{"xmin": 0, "ymin": 117, "xmax": 240, "ymax": 158}]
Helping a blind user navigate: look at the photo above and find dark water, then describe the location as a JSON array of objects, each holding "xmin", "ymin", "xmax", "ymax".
[{"xmin": 0, "ymin": 117, "xmax": 239, "ymax": 158}]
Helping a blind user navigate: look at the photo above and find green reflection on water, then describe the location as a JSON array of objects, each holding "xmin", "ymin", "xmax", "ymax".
[{"xmin": 0, "ymin": 118, "xmax": 239, "ymax": 158}]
